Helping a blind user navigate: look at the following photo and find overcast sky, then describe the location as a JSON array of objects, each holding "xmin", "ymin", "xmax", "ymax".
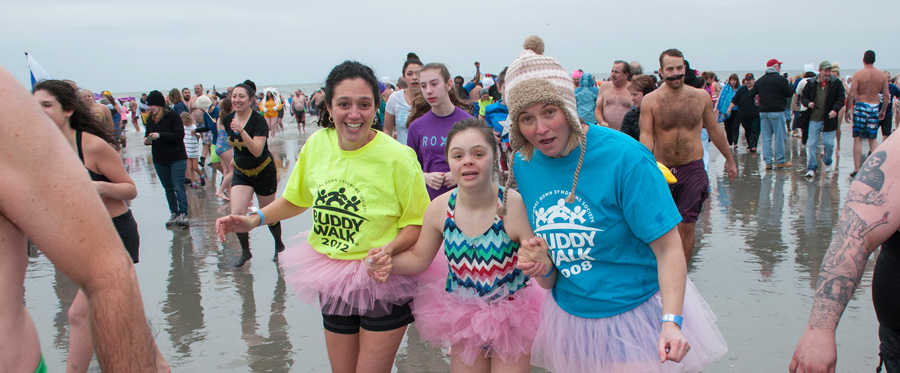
[{"xmin": 3, "ymin": 0, "xmax": 897, "ymax": 94}]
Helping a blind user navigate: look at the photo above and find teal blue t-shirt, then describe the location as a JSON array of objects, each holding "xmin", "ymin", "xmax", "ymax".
[{"xmin": 513, "ymin": 125, "xmax": 682, "ymax": 318}]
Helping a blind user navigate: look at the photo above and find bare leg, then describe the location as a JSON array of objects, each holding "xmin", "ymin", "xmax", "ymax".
[
  {"xmin": 677, "ymin": 222, "xmax": 695, "ymax": 263},
  {"xmin": 324, "ymin": 331, "xmax": 360, "ymax": 373},
  {"xmin": 66, "ymin": 290, "xmax": 92, "ymax": 373},
  {"xmin": 490, "ymin": 354, "xmax": 532, "ymax": 373},
  {"xmin": 266, "ymin": 117, "xmax": 277, "ymax": 138},
  {"xmin": 450, "ymin": 346, "xmax": 490, "ymax": 373},
  {"xmin": 357, "ymin": 327, "xmax": 407, "ymax": 373},
  {"xmin": 215, "ymin": 151, "xmax": 233, "ymax": 201},
  {"xmin": 853, "ymin": 137, "xmax": 862, "ymax": 174}
]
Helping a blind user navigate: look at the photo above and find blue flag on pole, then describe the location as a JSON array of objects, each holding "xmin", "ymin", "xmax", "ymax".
[{"xmin": 25, "ymin": 52, "xmax": 52, "ymax": 89}]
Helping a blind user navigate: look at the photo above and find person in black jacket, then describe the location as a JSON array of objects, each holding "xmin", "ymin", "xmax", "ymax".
[
  {"xmin": 144, "ymin": 90, "xmax": 189, "ymax": 227},
  {"xmin": 750, "ymin": 59, "xmax": 795, "ymax": 169},
  {"xmin": 799, "ymin": 61, "xmax": 846, "ymax": 178}
]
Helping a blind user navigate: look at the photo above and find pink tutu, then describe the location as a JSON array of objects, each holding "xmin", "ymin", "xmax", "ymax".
[
  {"xmin": 412, "ymin": 280, "xmax": 547, "ymax": 366},
  {"xmin": 531, "ymin": 278, "xmax": 727, "ymax": 373},
  {"xmin": 278, "ymin": 236, "xmax": 419, "ymax": 317}
]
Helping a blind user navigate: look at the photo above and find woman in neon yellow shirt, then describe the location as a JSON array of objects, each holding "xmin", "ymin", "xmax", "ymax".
[{"xmin": 216, "ymin": 60, "xmax": 430, "ymax": 372}]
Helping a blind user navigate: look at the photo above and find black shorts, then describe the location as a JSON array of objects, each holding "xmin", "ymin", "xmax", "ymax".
[
  {"xmin": 112, "ymin": 209, "xmax": 140, "ymax": 263},
  {"xmin": 322, "ymin": 300, "xmax": 414, "ymax": 334},
  {"xmin": 232, "ymin": 161, "xmax": 277, "ymax": 196},
  {"xmin": 881, "ymin": 115, "xmax": 893, "ymax": 137}
]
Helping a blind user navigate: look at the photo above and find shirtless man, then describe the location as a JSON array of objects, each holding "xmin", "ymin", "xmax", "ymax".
[
  {"xmin": 182, "ymin": 87, "xmax": 193, "ymax": 111},
  {"xmin": 0, "ymin": 67, "xmax": 162, "ymax": 372},
  {"xmin": 310, "ymin": 88, "xmax": 325, "ymax": 117},
  {"xmin": 594, "ymin": 60, "xmax": 633, "ymax": 130},
  {"xmin": 191, "ymin": 84, "xmax": 203, "ymax": 110},
  {"xmin": 846, "ymin": 50, "xmax": 890, "ymax": 177},
  {"xmin": 81, "ymin": 88, "xmax": 115, "ymax": 133},
  {"xmin": 129, "ymin": 99, "xmax": 140, "ymax": 131},
  {"xmin": 640, "ymin": 48, "xmax": 738, "ymax": 262},
  {"xmin": 291, "ymin": 90, "xmax": 307, "ymax": 134}
]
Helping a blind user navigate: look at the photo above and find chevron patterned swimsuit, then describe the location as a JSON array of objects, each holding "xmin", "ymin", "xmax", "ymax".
[
  {"xmin": 411, "ymin": 186, "xmax": 544, "ymax": 365},
  {"xmin": 444, "ymin": 187, "xmax": 528, "ymax": 299}
]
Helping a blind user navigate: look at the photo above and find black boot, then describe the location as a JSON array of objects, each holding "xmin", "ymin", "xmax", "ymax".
[
  {"xmin": 234, "ymin": 232, "xmax": 252, "ymax": 267},
  {"xmin": 269, "ymin": 222, "xmax": 285, "ymax": 261}
]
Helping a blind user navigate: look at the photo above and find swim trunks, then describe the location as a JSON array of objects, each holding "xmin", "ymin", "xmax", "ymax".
[
  {"xmin": 880, "ymin": 115, "xmax": 893, "ymax": 137},
  {"xmin": 34, "ymin": 354, "xmax": 47, "ymax": 373},
  {"xmin": 668, "ymin": 159, "xmax": 709, "ymax": 224},
  {"xmin": 853, "ymin": 102, "xmax": 880, "ymax": 139}
]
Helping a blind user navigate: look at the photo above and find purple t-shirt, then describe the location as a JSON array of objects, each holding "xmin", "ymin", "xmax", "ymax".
[{"xmin": 407, "ymin": 107, "xmax": 473, "ymax": 199}]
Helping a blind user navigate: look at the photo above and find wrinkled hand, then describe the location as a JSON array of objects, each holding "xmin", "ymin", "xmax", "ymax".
[
  {"xmin": 442, "ymin": 172, "xmax": 457, "ymax": 188},
  {"xmin": 658, "ymin": 323, "xmax": 691, "ymax": 363},
  {"xmin": 516, "ymin": 237, "xmax": 553, "ymax": 277},
  {"xmin": 365, "ymin": 247, "xmax": 392, "ymax": 283},
  {"xmin": 789, "ymin": 329, "xmax": 837, "ymax": 373},
  {"xmin": 424, "ymin": 172, "xmax": 444, "ymax": 190},
  {"xmin": 215, "ymin": 214, "xmax": 255, "ymax": 242}
]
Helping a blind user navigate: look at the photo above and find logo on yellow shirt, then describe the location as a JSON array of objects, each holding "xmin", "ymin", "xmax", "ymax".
[{"xmin": 313, "ymin": 182, "xmax": 368, "ymax": 252}]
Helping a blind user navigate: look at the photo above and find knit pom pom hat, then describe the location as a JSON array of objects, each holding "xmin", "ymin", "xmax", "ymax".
[{"xmin": 499, "ymin": 35, "xmax": 586, "ymax": 214}]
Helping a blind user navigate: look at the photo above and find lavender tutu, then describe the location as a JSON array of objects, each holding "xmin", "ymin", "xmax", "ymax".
[
  {"xmin": 278, "ymin": 235, "xmax": 419, "ymax": 317},
  {"xmin": 531, "ymin": 278, "xmax": 727, "ymax": 373},
  {"xmin": 412, "ymin": 280, "xmax": 546, "ymax": 366}
]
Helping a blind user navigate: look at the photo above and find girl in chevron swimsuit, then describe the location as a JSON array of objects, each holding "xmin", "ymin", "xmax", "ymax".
[{"xmin": 367, "ymin": 119, "xmax": 546, "ymax": 371}]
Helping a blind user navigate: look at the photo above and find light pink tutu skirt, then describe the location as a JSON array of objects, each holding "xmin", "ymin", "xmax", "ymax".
[
  {"xmin": 412, "ymin": 280, "xmax": 547, "ymax": 366},
  {"xmin": 531, "ymin": 278, "xmax": 727, "ymax": 373},
  {"xmin": 278, "ymin": 235, "xmax": 420, "ymax": 317}
]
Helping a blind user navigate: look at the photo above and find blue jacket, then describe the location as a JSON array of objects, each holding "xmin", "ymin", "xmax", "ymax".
[{"xmin": 575, "ymin": 74, "xmax": 599, "ymax": 124}]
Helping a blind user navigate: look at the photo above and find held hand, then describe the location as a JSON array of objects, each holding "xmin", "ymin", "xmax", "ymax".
[
  {"xmin": 365, "ymin": 247, "xmax": 392, "ymax": 283},
  {"xmin": 215, "ymin": 214, "xmax": 255, "ymax": 243},
  {"xmin": 442, "ymin": 172, "xmax": 457, "ymax": 188},
  {"xmin": 725, "ymin": 161, "xmax": 737, "ymax": 181},
  {"xmin": 828, "ymin": 110, "xmax": 837, "ymax": 119},
  {"xmin": 424, "ymin": 172, "xmax": 443, "ymax": 190},
  {"xmin": 657, "ymin": 323, "xmax": 691, "ymax": 363},
  {"xmin": 789, "ymin": 329, "xmax": 837, "ymax": 373},
  {"xmin": 517, "ymin": 237, "xmax": 553, "ymax": 276}
]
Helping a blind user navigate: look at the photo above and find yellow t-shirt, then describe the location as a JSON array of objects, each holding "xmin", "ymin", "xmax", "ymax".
[{"xmin": 283, "ymin": 129, "xmax": 430, "ymax": 260}]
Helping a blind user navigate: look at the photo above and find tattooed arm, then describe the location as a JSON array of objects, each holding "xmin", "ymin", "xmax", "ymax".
[{"xmin": 790, "ymin": 148, "xmax": 900, "ymax": 373}]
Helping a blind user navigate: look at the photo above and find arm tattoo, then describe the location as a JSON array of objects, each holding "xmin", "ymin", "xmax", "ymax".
[
  {"xmin": 808, "ymin": 206, "xmax": 886, "ymax": 330},
  {"xmin": 846, "ymin": 189, "xmax": 887, "ymax": 206},
  {"xmin": 857, "ymin": 150, "xmax": 887, "ymax": 191}
]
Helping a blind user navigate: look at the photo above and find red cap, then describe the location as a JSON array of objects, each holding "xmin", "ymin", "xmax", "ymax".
[{"xmin": 766, "ymin": 59, "xmax": 783, "ymax": 67}]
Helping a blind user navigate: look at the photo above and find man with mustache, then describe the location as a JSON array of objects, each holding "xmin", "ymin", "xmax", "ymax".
[{"xmin": 639, "ymin": 48, "xmax": 737, "ymax": 263}]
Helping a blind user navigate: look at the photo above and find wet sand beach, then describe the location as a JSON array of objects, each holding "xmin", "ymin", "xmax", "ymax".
[{"xmin": 24, "ymin": 118, "xmax": 881, "ymax": 372}]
